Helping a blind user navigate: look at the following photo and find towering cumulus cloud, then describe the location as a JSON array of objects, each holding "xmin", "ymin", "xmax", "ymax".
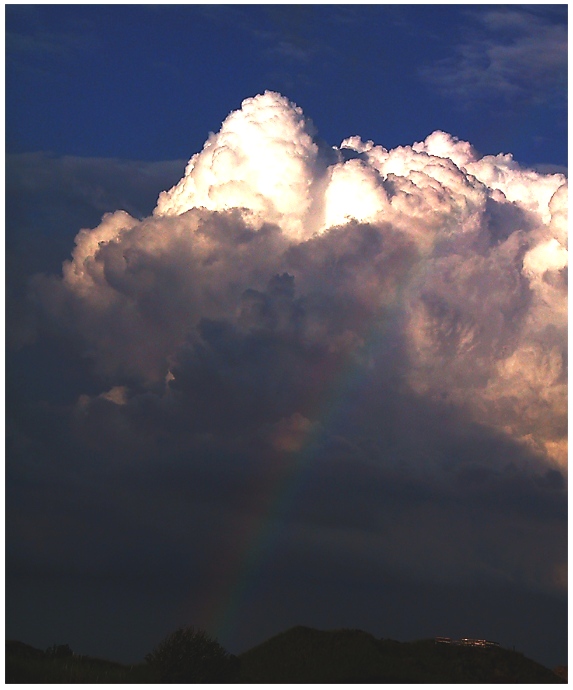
[{"xmin": 37, "ymin": 91, "xmax": 567, "ymax": 470}]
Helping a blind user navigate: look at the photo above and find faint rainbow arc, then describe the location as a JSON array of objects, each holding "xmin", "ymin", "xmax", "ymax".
[
  {"xmin": 202, "ymin": 242, "xmax": 427, "ymax": 645},
  {"xmin": 206, "ymin": 324, "xmax": 410, "ymax": 642}
]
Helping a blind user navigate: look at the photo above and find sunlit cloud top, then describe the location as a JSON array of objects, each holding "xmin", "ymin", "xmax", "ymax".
[{"xmin": 36, "ymin": 92, "xmax": 567, "ymax": 469}]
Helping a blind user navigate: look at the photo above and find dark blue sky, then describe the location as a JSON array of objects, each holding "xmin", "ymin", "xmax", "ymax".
[
  {"xmin": 5, "ymin": 4, "xmax": 568, "ymax": 672},
  {"xmin": 6, "ymin": 4, "xmax": 567, "ymax": 167}
]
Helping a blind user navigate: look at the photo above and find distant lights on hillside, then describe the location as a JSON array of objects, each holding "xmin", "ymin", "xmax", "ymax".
[{"xmin": 435, "ymin": 637, "xmax": 500, "ymax": 648}]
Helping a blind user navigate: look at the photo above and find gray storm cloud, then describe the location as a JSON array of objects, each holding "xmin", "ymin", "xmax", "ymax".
[{"xmin": 36, "ymin": 91, "xmax": 567, "ymax": 469}]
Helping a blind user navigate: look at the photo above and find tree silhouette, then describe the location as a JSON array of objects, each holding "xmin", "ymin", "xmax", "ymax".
[
  {"xmin": 145, "ymin": 625, "xmax": 239, "ymax": 683},
  {"xmin": 46, "ymin": 644, "xmax": 73, "ymax": 659}
]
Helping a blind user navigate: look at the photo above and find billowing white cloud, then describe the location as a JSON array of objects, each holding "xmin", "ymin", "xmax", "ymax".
[
  {"xmin": 155, "ymin": 92, "xmax": 321, "ymax": 241},
  {"xmin": 35, "ymin": 91, "xmax": 567, "ymax": 468}
]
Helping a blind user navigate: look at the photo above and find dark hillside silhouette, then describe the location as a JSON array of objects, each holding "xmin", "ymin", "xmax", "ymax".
[
  {"xmin": 5, "ymin": 626, "xmax": 566, "ymax": 683},
  {"xmin": 238, "ymin": 626, "xmax": 565, "ymax": 684}
]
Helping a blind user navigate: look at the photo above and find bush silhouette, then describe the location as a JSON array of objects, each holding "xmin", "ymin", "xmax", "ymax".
[
  {"xmin": 46, "ymin": 644, "xmax": 73, "ymax": 659},
  {"xmin": 145, "ymin": 625, "xmax": 239, "ymax": 683}
]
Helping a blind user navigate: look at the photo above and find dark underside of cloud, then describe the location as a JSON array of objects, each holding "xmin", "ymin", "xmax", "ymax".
[{"xmin": 6, "ymin": 93, "xmax": 567, "ymax": 668}]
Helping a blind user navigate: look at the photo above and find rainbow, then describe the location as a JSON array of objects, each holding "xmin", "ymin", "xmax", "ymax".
[
  {"xmin": 186, "ymin": 233, "xmax": 426, "ymax": 646},
  {"xmin": 199, "ymin": 298, "xmax": 409, "ymax": 646}
]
